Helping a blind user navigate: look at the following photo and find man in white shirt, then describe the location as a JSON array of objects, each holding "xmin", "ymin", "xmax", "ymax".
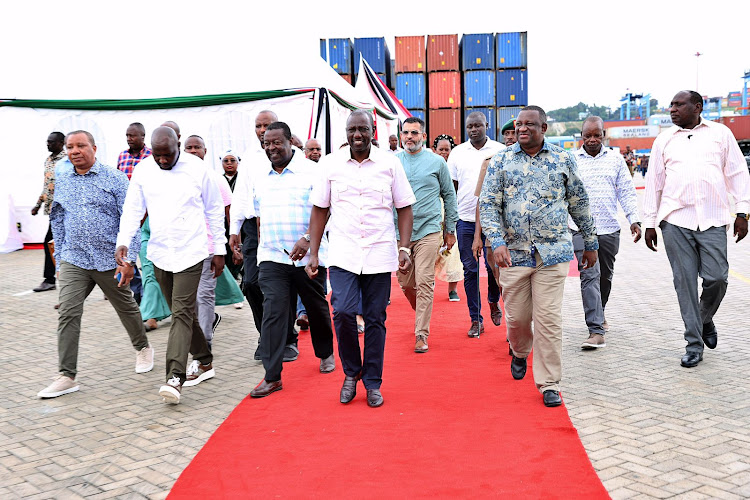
[
  {"xmin": 644, "ymin": 90, "xmax": 750, "ymax": 368},
  {"xmin": 228, "ymin": 111, "xmax": 298, "ymax": 362},
  {"xmin": 386, "ymin": 134, "xmax": 403, "ymax": 154},
  {"xmin": 116, "ymin": 127, "xmax": 226, "ymax": 404},
  {"xmin": 448, "ymin": 111, "xmax": 504, "ymax": 338},
  {"xmin": 248, "ymin": 122, "xmax": 336, "ymax": 398},
  {"xmin": 306, "ymin": 110, "xmax": 415, "ymax": 408},
  {"xmin": 574, "ymin": 116, "xmax": 641, "ymax": 350}
]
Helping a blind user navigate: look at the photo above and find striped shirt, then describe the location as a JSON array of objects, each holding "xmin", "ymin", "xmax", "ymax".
[
  {"xmin": 570, "ymin": 147, "xmax": 640, "ymax": 235},
  {"xmin": 117, "ymin": 146, "xmax": 152, "ymax": 180},
  {"xmin": 253, "ymin": 150, "xmax": 327, "ymax": 267},
  {"xmin": 643, "ymin": 118, "xmax": 750, "ymax": 230}
]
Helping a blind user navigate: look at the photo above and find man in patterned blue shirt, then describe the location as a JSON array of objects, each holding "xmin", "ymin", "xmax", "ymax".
[
  {"xmin": 37, "ymin": 130, "xmax": 154, "ymax": 399},
  {"xmin": 479, "ymin": 106, "xmax": 598, "ymax": 408}
]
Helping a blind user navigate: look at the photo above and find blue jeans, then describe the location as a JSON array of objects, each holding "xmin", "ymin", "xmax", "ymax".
[{"xmin": 457, "ymin": 219, "xmax": 500, "ymax": 324}]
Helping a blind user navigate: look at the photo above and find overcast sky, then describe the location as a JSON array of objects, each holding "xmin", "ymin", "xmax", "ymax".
[{"xmin": 3, "ymin": 0, "xmax": 748, "ymax": 112}]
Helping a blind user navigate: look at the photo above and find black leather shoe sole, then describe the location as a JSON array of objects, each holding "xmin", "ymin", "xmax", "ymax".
[
  {"xmin": 543, "ymin": 390, "xmax": 562, "ymax": 407},
  {"xmin": 511, "ymin": 356, "xmax": 527, "ymax": 380}
]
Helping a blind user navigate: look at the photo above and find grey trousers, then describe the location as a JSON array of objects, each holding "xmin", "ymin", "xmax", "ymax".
[
  {"xmin": 57, "ymin": 261, "xmax": 148, "ymax": 379},
  {"xmin": 572, "ymin": 232, "xmax": 605, "ymax": 335},
  {"xmin": 660, "ymin": 222, "xmax": 728, "ymax": 354},
  {"xmin": 598, "ymin": 231, "xmax": 621, "ymax": 311},
  {"xmin": 195, "ymin": 255, "xmax": 217, "ymax": 348}
]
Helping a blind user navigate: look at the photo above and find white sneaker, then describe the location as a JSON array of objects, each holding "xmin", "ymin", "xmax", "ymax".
[
  {"xmin": 183, "ymin": 359, "xmax": 215, "ymax": 387},
  {"xmin": 159, "ymin": 376, "xmax": 182, "ymax": 404},
  {"xmin": 135, "ymin": 344, "xmax": 155, "ymax": 373},
  {"xmin": 38, "ymin": 375, "xmax": 79, "ymax": 399}
]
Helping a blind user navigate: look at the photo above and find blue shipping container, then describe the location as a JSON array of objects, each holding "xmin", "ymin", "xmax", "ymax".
[
  {"xmin": 396, "ymin": 73, "xmax": 426, "ymax": 109},
  {"xmin": 461, "ymin": 33, "xmax": 495, "ymax": 70},
  {"xmin": 407, "ymin": 109, "xmax": 425, "ymax": 122},
  {"xmin": 463, "ymin": 70, "xmax": 495, "ymax": 107},
  {"xmin": 495, "ymin": 32, "xmax": 527, "ymax": 69},
  {"xmin": 354, "ymin": 37, "xmax": 391, "ymax": 74},
  {"xmin": 320, "ymin": 39, "xmax": 326, "ymax": 60},
  {"xmin": 496, "ymin": 69, "xmax": 527, "ymax": 107},
  {"xmin": 464, "ymin": 108, "xmax": 496, "ymax": 142},
  {"xmin": 496, "ymin": 107, "xmax": 523, "ymax": 131},
  {"xmin": 328, "ymin": 38, "xmax": 352, "ymax": 75}
]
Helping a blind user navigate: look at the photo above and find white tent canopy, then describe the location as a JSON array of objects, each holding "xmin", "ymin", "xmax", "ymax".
[{"xmin": 0, "ymin": 56, "xmax": 400, "ymax": 246}]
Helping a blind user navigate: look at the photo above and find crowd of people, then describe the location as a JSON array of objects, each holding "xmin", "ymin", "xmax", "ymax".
[{"xmin": 31, "ymin": 88, "xmax": 750, "ymax": 408}]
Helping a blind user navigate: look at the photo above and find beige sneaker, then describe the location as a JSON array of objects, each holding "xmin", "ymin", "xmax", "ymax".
[
  {"xmin": 581, "ymin": 334, "xmax": 606, "ymax": 350},
  {"xmin": 159, "ymin": 376, "xmax": 182, "ymax": 404},
  {"xmin": 135, "ymin": 344, "xmax": 155, "ymax": 373},
  {"xmin": 415, "ymin": 336, "xmax": 428, "ymax": 353},
  {"xmin": 37, "ymin": 375, "xmax": 79, "ymax": 399},
  {"xmin": 183, "ymin": 359, "xmax": 215, "ymax": 387}
]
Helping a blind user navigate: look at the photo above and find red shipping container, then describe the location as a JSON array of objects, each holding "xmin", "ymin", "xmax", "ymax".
[
  {"xmin": 340, "ymin": 74, "xmax": 353, "ymax": 85},
  {"xmin": 427, "ymin": 34, "xmax": 459, "ymax": 72},
  {"xmin": 606, "ymin": 137, "xmax": 655, "ymax": 152},
  {"xmin": 394, "ymin": 35, "xmax": 426, "ymax": 72},
  {"xmin": 720, "ymin": 115, "xmax": 750, "ymax": 141},
  {"xmin": 603, "ymin": 119, "xmax": 646, "ymax": 128},
  {"xmin": 429, "ymin": 109, "xmax": 462, "ymax": 147},
  {"xmin": 428, "ymin": 71, "xmax": 461, "ymax": 109}
]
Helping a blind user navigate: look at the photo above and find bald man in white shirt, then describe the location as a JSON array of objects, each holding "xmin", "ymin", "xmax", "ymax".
[{"xmin": 644, "ymin": 90, "xmax": 750, "ymax": 368}]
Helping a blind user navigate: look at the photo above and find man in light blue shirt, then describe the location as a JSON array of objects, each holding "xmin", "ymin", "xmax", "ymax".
[
  {"xmin": 395, "ymin": 117, "xmax": 458, "ymax": 353},
  {"xmin": 249, "ymin": 122, "xmax": 335, "ymax": 398}
]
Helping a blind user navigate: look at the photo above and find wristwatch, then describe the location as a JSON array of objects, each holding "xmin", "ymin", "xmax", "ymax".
[
  {"xmin": 302, "ymin": 233, "xmax": 311, "ymax": 242},
  {"xmin": 737, "ymin": 213, "xmax": 749, "ymax": 220},
  {"xmin": 398, "ymin": 246, "xmax": 412, "ymax": 256}
]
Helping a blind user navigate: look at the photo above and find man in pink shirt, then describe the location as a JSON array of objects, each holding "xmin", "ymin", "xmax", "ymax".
[
  {"xmin": 644, "ymin": 90, "xmax": 750, "ymax": 368},
  {"xmin": 306, "ymin": 110, "xmax": 415, "ymax": 408}
]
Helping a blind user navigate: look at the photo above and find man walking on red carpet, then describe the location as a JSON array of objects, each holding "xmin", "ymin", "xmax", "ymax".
[
  {"xmin": 395, "ymin": 116, "xmax": 457, "ymax": 353},
  {"xmin": 479, "ymin": 106, "xmax": 598, "ymax": 408},
  {"xmin": 306, "ymin": 110, "xmax": 415, "ymax": 408}
]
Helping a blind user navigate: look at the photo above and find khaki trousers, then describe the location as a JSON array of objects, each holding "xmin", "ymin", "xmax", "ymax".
[
  {"xmin": 397, "ymin": 231, "xmax": 442, "ymax": 338},
  {"xmin": 57, "ymin": 261, "xmax": 148, "ymax": 379},
  {"xmin": 498, "ymin": 254, "xmax": 568, "ymax": 393}
]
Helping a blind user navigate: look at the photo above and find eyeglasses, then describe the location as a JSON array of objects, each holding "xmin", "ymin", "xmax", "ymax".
[{"xmin": 400, "ymin": 130, "xmax": 422, "ymax": 136}]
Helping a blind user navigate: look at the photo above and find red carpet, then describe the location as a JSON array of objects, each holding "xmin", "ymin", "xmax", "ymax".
[{"xmin": 170, "ymin": 278, "xmax": 607, "ymax": 499}]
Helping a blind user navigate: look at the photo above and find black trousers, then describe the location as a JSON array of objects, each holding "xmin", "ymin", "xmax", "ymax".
[
  {"xmin": 258, "ymin": 261, "xmax": 334, "ymax": 382},
  {"xmin": 241, "ymin": 218, "xmax": 296, "ymax": 346},
  {"xmin": 329, "ymin": 267, "xmax": 391, "ymax": 390},
  {"xmin": 43, "ymin": 223, "xmax": 55, "ymax": 283}
]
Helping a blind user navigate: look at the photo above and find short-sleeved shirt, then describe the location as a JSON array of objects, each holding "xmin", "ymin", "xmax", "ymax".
[
  {"xmin": 448, "ymin": 138, "xmax": 504, "ymax": 222},
  {"xmin": 311, "ymin": 146, "xmax": 416, "ymax": 274}
]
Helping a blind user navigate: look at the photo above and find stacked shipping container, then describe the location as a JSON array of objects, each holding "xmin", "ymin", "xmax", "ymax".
[{"xmin": 320, "ymin": 32, "xmax": 528, "ymax": 145}]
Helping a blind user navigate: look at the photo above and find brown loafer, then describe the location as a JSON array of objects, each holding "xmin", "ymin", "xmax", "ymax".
[{"xmin": 250, "ymin": 379, "xmax": 282, "ymax": 398}]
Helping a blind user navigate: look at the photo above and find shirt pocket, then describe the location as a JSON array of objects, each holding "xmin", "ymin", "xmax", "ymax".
[
  {"xmin": 332, "ymin": 182, "xmax": 348, "ymax": 201},
  {"xmin": 364, "ymin": 183, "xmax": 388, "ymax": 208}
]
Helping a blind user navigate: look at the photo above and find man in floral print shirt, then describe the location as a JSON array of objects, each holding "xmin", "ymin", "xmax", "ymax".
[{"xmin": 479, "ymin": 105, "xmax": 598, "ymax": 408}]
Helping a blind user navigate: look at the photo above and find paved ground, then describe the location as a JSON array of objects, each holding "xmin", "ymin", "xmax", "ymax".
[{"xmin": 2, "ymin": 181, "xmax": 750, "ymax": 498}]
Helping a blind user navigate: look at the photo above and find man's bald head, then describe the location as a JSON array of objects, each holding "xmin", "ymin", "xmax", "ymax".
[
  {"xmin": 160, "ymin": 121, "xmax": 181, "ymax": 139},
  {"xmin": 151, "ymin": 127, "xmax": 180, "ymax": 170}
]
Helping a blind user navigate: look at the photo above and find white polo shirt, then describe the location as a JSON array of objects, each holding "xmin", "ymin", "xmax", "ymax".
[
  {"xmin": 311, "ymin": 146, "xmax": 416, "ymax": 275},
  {"xmin": 448, "ymin": 138, "xmax": 504, "ymax": 222}
]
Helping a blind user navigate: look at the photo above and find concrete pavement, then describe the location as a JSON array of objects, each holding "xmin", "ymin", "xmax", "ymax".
[{"xmin": 2, "ymin": 182, "xmax": 750, "ymax": 498}]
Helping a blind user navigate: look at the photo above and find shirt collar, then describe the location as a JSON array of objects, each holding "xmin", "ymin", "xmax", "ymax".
[
  {"xmin": 512, "ymin": 139, "xmax": 551, "ymax": 155},
  {"xmin": 576, "ymin": 145, "xmax": 607, "ymax": 159},
  {"xmin": 72, "ymin": 160, "xmax": 102, "ymax": 176},
  {"xmin": 50, "ymin": 150, "xmax": 67, "ymax": 162},
  {"xmin": 264, "ymin": 149, "xmax": 301, "ymax": 175}
]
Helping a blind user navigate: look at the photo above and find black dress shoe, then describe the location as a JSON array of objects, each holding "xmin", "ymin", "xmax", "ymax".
[
  {"xmin": 511, "ymin": 355, "xmax": 527, "ymax": 380},
  {"xmin": 340, "ymin": 374, "xmax": 361, "ymax": 404},
  {"xmin": 702, "ymin": 322, "xmax": 717, "ymax": 350},
  {"xmin": 250, "ymin": 379, "xmax": 282, "ymax": 398},
  {"xmin": 367, "ymin": 389, "xmax": 384, "ymax": 407},
  {"xmin": 33, "ymin": 281, "xmax": 56, "ymax": 292},
  {"xmin": 681, "ymin": 352, "xmax": 703, "ymax": 368},
  {"xmin": 543, "ymin": 390, "xmax": 562, "ymax": 407},
  {"xmin": 489, "ymin": 302, "xmax": 503, "ymax": 326}
]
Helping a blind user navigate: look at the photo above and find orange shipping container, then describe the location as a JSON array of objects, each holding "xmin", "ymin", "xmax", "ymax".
[
  {"xmin": 719, "ymin": 115, "xmax": 750, "ymax": 141},
  {"xmin": 603, "ymin": 119, "xmax": 646, "ymax": 129},
  {"xmin": 606, "ymin": 137, "xmax": 655, "ymax": 152},
  {"xmin": 394, "ymin": 36, "xmax": 426, "ymax": 73},
  {"xmin": 340, "ymin": 74, "xmax": 353, "ymax": 84},
  {"xmin": 427, "ymin": 34, "xmax": 459, "ymax": 72},
  {"xmin": 428, "ymin": 71, "xmax": 461, "ymax": 109},
  {"xmin": 429, "ymin": 109, "xmax": 462, "ymax": 147}
]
